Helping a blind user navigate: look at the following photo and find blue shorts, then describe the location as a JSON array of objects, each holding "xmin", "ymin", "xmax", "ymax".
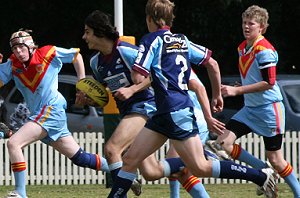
[
  {"xmin": 120, "ymin": 99, "xmax": 156, "ymax": 118},
  {"xmin": 199, "ymin": 130, "xmax": 209, "ymax": 144},
  {"xmin": 193, "ymin": 104, "xmax": 209, "ymax": 143},
  {"xmin": 29, "ymin": 103, "xmax": 71, "ymax": 144},
  {"xmin": 145, "ymin": 107, "xmax": 199, "ymax": 140},
  {"xmin": 232, "ymin": 101, "xmax": 285, "ymax": 137}
]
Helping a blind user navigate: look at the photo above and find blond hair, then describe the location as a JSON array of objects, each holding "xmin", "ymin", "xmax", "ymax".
[
  {"xmin": 145, "ymin": 0, "xmax": 175, "ymax": 28},
  {"xmin": 242, "ymin": 5, "xmax": 269, "ymax": 34}
]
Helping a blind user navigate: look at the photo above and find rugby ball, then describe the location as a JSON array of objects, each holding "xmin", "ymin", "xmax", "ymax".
[{"xmin": 76, "ymin": 78, "xmax": 109, "ymax": 108}]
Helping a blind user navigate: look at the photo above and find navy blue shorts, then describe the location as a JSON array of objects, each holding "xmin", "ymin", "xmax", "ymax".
[{"xmin": 145, "ymin": 107, "xmax": 198, "ymax": 140}]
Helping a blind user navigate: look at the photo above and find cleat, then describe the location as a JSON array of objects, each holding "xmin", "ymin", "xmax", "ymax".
[
  {"xmin": 130, "ymin": 179, "xmax": 142, "ymax": 196},
  {"xmin": 204, "ymin": 147, "xmax": 220, "ymax": 161},
  {"xmin": 5, "ymin": 191, "xmax": 27, "ymax": 198},
  {"xmin": 257, "ymin": 162, "xmax": 277, "ymax": 196},
  {"xmin": 205, "ymin": 140, "xmax": 231, "ymax": 160},
  {"xmin": 259, "ymin": 168, "xmax": 278, "ymax": 198}
]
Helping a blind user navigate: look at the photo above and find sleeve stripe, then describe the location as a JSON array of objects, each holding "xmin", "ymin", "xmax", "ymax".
[{"xmin": 132, "ymin": 64, "xmax": 150, "ymax": 77}]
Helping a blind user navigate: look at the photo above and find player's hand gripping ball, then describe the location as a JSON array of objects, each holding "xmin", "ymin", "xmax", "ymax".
[{"xmin": 76, "ymin": 78, "xmax": 109, "ymax": 108}]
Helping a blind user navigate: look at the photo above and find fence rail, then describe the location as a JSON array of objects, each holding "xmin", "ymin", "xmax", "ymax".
[{"xmin": 0, "ymin": 131, "xmax": 299, "ymax": 185}]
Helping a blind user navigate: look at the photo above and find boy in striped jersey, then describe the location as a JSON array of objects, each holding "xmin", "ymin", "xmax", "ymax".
[{"xmin": 217, "ymin": 5, "xmax": 300, "ymax": 197}]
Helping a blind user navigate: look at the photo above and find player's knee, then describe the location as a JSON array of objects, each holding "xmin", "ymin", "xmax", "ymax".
[
  {"xmin": 217, "ymin": 140, "xmax": 233, "ymax": 154},
  {"xmin": 189, "ymin": 162, "xmax": 211, "ymax": 177},
  {"xmin": 140, "ymin": 167, "xmax": 162, "ymax": 181},
  {"xmin": 122, "ymin": 152, "xmax": 140, "ymax": 169},
  {"xmin": 6, "ymin": 139, "xmax": 19, "ymax": 151},
  {"xmin": 104, "ymin": 142, "xmax": 119, "ymax": 158},
  {"xmin": 141, "ymin": 170, "xmax": 159, "ymax": 181}
]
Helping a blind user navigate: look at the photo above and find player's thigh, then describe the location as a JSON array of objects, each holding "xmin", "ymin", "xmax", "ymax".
[
  {"xmin": 107, "ymin": 114, "xmax": 147, "ymax": 149},
  {"xmin": 50, "ymin": 135, "xmax": 80, "ymax": 158},
  {"xmin": 8, "ymin": 121, "xmax": 46, "ymax": 148},
  {"xmin": 122, "ymin": 127, "xmax": 167, "ymax": 169},
  {"xmin": 172, "ymin": 135, "xmax": 210, "ymax": 174}
]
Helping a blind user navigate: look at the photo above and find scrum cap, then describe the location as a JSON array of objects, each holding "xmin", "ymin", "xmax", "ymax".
[{"xmin": 10, "ymin": 31, "xmax": 35, "ymax": 51}]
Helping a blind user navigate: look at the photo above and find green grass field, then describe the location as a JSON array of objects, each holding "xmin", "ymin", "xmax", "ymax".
[{"xmin": 0, "ymin": 183, "xmax": 293, "ymax": 197}]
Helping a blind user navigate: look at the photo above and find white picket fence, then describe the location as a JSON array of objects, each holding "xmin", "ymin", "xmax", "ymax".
[{"xmin": 0, "ymin": 131, "xmax": 299, "ymax": 185}]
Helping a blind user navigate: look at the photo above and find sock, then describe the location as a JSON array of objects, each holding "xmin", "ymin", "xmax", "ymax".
[
  {"xmin": 278, "ymin": 163, "xmax": 300, "ymax": 197},
  {"xmin": 109, "ymin": 161, "xmax": 123, "ymax": 181},
  {"xmin": 161, "ymin": 158, "xmax": 185, "ymax": 177},
  {"xmin": 108, "ymin": 170, "xmax": 136, "ymax": 198},
  {"xmin": 211, "ymin": 160, "xmax": 266, "ymax": 186},
  {"xmin": 70, "ymin": 148, "xmax": 105, "ymax": 171},
  {"xmin": 12, "ymin": 162, "xmax": 26, "ymax": 198},
  {"xmin": 99, "ymin": 156, "xmax": 110, "ymax": 172},
  {"xmin": 169, "ymin": 178, "xmax": 180, "ymax": 198},
  {"xmin": 231, "ymin": 144, "xmax": 267, "ymax": 169},
  {"xmin": 183, "ymin": 176, "xmax": 209, "ymax": 198}
]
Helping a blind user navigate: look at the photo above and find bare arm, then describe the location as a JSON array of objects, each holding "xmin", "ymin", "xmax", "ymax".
[
  {"xmin": 189, "ymin": 79, "xmax": 225, "ymax": 135},
  {"xmin": 0, "ymin": 53, "xmax": 3, "ymax": 64},
  {"xmin": 203, "ymin": 57, "xmax": 223, "ymax": 113},
  {"xmin": 131, "ymin": 70, "xmax": 146, "ymax": 84},
  {"xmin": 73, "ymin": 53, "xmax": 85, "ymax": 80},
  {"xmin": 221, "ymin": 81, "xmax": 272, "ymax": 97},
  {"xmin": 114, "ymin": 77, "xmax": 151, "ymax": 101}
]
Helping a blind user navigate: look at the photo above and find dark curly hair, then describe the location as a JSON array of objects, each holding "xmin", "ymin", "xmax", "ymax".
[{"xmin": 85, "ymin": 10, "xmax": 119, "ymax": 41}]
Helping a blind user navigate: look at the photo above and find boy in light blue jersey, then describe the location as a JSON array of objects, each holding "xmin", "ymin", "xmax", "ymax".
[
  {"xmin": 108, "ymin": 1, "xmax": 278, "ymax": 197},
  {"xmin": 1, "ymin": 30, "xmax": 108, "ymax": 198},
  {"xmin": 217, "ymin": 5, "xmax": 300, "ymax": 197}
]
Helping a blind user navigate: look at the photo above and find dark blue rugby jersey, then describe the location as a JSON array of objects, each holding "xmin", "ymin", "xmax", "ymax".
[
  {"xmin": 133, "ymin": 29, "xmax": 211, "ymax": 114},
  {"xmin": 90, "ymin": 40, "xmax": 154, "ymax": 114}
]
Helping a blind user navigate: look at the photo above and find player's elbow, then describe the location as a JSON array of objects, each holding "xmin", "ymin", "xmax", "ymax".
[{"xmin": 131, "ymin": 72, "xmax": 145, "ymax": 84}]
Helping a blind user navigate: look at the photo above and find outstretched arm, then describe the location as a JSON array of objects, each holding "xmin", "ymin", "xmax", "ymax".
[
  {"xmin": 188, "ymin": 79, "xmax": 225, "ymax": 135},
  {"xmin": 203, "ymin": 57, "xmax": 223, "ymax": 113},
  {"xmin": 73, "ymin": 53, "xmax": 85, "ymax": 80}
]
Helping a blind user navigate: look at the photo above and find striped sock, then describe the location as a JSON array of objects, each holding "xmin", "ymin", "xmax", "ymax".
[
  {"xmin": 231, "ymin": 144, "xmax": 266, "ymax": 169},
  {"xmin": 279, "ymin": 163, "xmax": 300, "ymax": 197},
  {"xmin": 12, "ymin": 162, "xmax": 26, "ymax": 198},
  {"xmin": 183, "ymin": 176, "xmax": 209, "ymax": 198}
]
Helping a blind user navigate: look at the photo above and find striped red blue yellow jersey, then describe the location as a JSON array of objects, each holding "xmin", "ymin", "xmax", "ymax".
[
  {"xmin": 237, "ymin": 35, "xmax": 282, "ymax": 107},
  {"xmin": 0, "ymin": 45, "xmax": 77, "ymax": 115}
]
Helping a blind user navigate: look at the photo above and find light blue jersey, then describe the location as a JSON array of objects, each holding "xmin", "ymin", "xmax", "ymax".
[{"xmin": 0, "ymin": 45, "xmax": 78, "ymax": 143}]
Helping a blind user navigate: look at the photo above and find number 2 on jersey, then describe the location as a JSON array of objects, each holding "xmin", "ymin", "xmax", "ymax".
[{"xmin": 175, "ymin": 55, "xmax": 188, "ymax": 90}]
